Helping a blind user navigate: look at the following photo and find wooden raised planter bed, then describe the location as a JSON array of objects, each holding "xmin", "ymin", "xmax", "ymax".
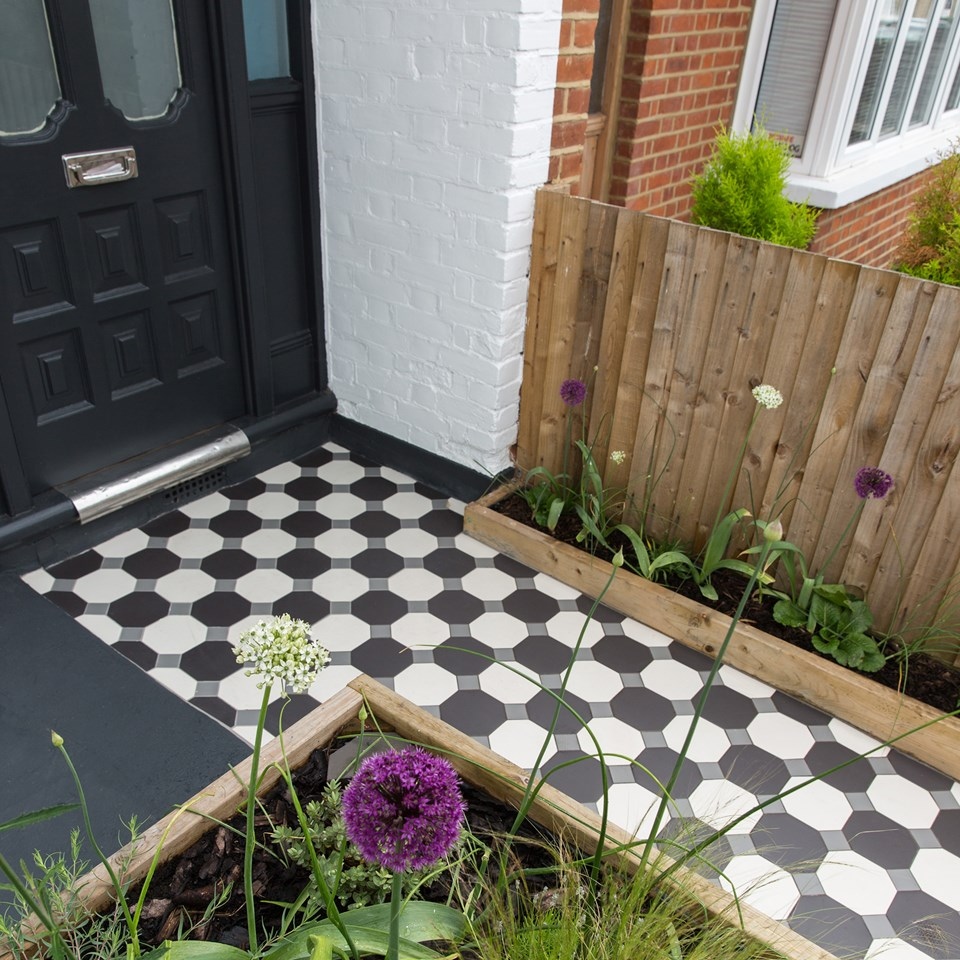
[
  {"xmin": 19, "ymin": 676, "xmax": 836, "ymax": 960},
  {"xmin": 464, "ymin": 486, "xmax": 960, "ymax": 783}
]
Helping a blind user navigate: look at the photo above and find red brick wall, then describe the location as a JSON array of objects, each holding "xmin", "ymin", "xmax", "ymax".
[
  {"xmin": 546, "ymin": 0, "xmax": 928, "ymax": 266},
  {"xmin": 549, "ymin": 0, "xmax": 601, "ymax": 191},
  {"xmin": 808, "ymin": 171, "xmax": 931, "ymax": 268},
  {"xmin": 608, "ymin": 0, "xmax": 752, "ymax": 217}
]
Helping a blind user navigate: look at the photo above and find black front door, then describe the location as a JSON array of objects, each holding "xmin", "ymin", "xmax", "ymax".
[{"xmin": 0, "ymin": 1, "xmax": 248, "ymax": 502}]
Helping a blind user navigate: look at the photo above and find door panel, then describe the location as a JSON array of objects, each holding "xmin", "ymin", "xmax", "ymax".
[{"xmin": 0, "ymin": 0, "xmax": 247, "ymax": 497}]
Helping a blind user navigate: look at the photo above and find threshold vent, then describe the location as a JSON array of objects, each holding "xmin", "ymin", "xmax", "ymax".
[
  {"xmin": 163, "ymin": 468, "xmax": 226, "ymax": 505},
  {"xmin": 58, "ymin": 425, "xmax": 250, "ymax": 523}
]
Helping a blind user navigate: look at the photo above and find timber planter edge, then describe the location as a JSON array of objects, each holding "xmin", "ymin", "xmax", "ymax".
[
  {"xmin": 15, "ymin": 677, "xmax": 838, "ymax": 960},
  {"xmin": 463, "ymin": 485, "xmax": 960, "ymax": 782}
]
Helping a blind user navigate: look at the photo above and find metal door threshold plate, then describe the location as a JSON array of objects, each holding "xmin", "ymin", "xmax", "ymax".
[{"xmin": 57, "ymin": 425, "xmax": 250, "ymax": 523}]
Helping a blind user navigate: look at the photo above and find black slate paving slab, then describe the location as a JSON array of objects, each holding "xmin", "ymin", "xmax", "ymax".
[{"xmin": 0, "ymin": 572, "xmax": 246, "ymax": 880}]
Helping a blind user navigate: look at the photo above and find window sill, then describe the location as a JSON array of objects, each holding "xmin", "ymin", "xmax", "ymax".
[{"xmin": 784, "ymin": 129, "xmax": 958, "ymax": 209}]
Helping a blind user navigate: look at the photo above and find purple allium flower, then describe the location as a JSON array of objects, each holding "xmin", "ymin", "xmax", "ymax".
[
  {"xmin": 559, "ymin": 378, "xmax": 587, "ymax": 407},
  {"xmin": 341, "ymin": 748, "xmax": 465, "ymax": 873},
  {"xmin": 854, "ymin": 466, "xmax": 894, "ymax": 500}
]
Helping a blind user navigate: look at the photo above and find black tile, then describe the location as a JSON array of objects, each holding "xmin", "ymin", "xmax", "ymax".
[
  {"xmin": 279, "ymin": 511, "xmax": 334, "ymax": 538},
  {"xmin": 46, "ymin": 590, "xmax": 88, "ymax": 617},
  {"xmin": 191, "ymin": 592, "xmax": 251, "ymax": 627},
  {"xmin": 352, "ymin": 548, "xmax": 405, "ymax": 579},
  {"xmin": 656, "ymin": 817, "xmax": 734, "ymax": 878},
  {"xmin": 591, "ymin": 634, "xmax": 654, "ymax": 674},
  {"xmin": 275, "ymin": 548, "xmax": 332, "ymax": 579},
  {"xmin": 418, "ymin": 509, "xmax": 462, "ymax": 538},
  {"xmin": 208, "ymin": 511, "xmax": 262, "ymax": 539},
  {"xmin": 527, "ymin": 689, "xmax": 593, "ymax": 733},
  {"xmin": 351, "ymin": 476, "xmax": 398, "ymax": 502},
  {"xmin": 610, "ymin": 686, "xmax": 675, "ymax": 731},
  {"xmin": 492, "ymin": 554, "xmax": 536, "ymax": 578},
  {"xmin": 107, "ymin": 592, "xmax": 170, "ymax": 627},
  {"xmin": 427, "ymin": 590, "xmax": 486, "ymax": 625},
  {"xmin": 574, "ymin": 595, "xmax": 626, "ymax": 623},
  {"xmin": 886, "ymin": 890, "xmax": 960, "ymax": 958},
  {"xmin": 351, "ymin": 511, "xmax": 403, "ymax": 539},
  {"xmin": 224, "ymin": 477, "xmax": 267, "ymax": 500},
  {"xmin": 433, "ymin": 636, "xmax": 495, "ymax": 675},
  {"xmin": 718, "ymin": 744, "xmax": 791, "ymax": 794},
  {"xmin": 753, "ymin": 812, "xmax": 828, "ymax": 869},
  {"xmin": 699, "ymin": 685, "xmax": 762, "ymax": 729},
  {"xmin": 633, "ymin": 746, "xmax": 703, "ymax": 799},
  {"xmin": 541, "ymin": 751, "xmax": 606, "ymax": 804},
  {"xmin": 201, "ymin": 549, "xmax": 259, "ymax": 580},
  {"xmin": 285, "ymin": 476, "xmax": 334, "ymax": 502},
  {"xmin": 930, "ymin": 808, "xmax": 960, "ymax": 856},
  {"xmin": 48, "ymin": 550, "xmax": 102, "ymax": 579},
  {"xmin": 805, "ymin": 741, "xmax": 877, "ymax": 792},
  {"xmin": 788, "ymin": 895, "xmax": 874, "ymax": 955},
  {"xmin": 423, "ymin": 548, "xmax": 476, "ymax": 579},
  {"xmin": 351, "ymin": 590, "xmax": 409, "ymax": 625},
  {"xmin": 514, "ymin": 635, "xmax": 572, "ymax": 674},
  {"xmin": 887, "ymin": 750, "xmax": 955, "ymax": 791},
  {"xmin": 189, "ymin": 696, "xmax": 238, "ymax": 728},
  {"xmin": 112, "ymin": 640, "xmax": 158, "ymax": 671},
  {"xmin": 770, "ymin": 691, "xmax": 830, "ymax": 726},
  {"xmin": 438, "ymin": 689, "xmax": 506, "ymax": 737},
  {"xmin": 351, "ymin": 637, "xmax": 414, "ymax": 677},
  {"xmin": 843, "ymin": 810, "xmax": 919, "ymax": 869},
  {"xmin": 124, "ymin": 547, "xmax": 181, "ymax": 580},
  {"xmin": 501, "ymin": 589, "xmax": 562, "ymax": 623},
  {"xmin": 265, "ymin": 693, "xmax": 323, "ymax": 734},
  {"xmin": 271, "ymin": 591, "xmax": 330, "ymax": 624},
  {"xmin": 181, "ymin": 640, "xmax": 241, "ymax": 681},
  {"xmin": 294, "ymin": 446, "xmax": 334, "ymax": 468},
  {"xmin": 142, "ymin": 510, "xmax": 191, "ymax": 538}
]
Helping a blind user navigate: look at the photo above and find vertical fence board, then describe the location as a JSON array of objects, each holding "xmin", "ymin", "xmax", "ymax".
[
  {"xmin": 692, "ymin": 241, "xmax": 790, "ymax": 544},
  {"xmin": 515, "ymin": 188, "xmax": 960, "ymax": 651},
  {"xmin": 809, "ymin": 277, "xmax": 935, "ymax": 583},
  {"xmin": 591, "ymin": 209, "xmax": 644, "ymax": 485},
  {"xmin": 535, "ymin": 195, "xmax": 592, "ymax": 474},
  {"xmin": 517, "ymin": 189, "xmax": 567, "ymax": 470}
]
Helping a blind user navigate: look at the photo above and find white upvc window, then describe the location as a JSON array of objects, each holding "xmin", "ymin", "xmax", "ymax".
[{"xmin": 733, "ymin": 0, "xmax": 960, "ymax": 208}]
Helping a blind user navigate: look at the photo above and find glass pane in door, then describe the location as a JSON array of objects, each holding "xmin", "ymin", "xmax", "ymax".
[
  {"xmin": 88, "ymin": 0, "xmax": 182, "ymax": 120},
  {"xmin": 243, "ymin": 0, "xmax": 290, "ymax": 80},
  {"xmin": 0, "ymin": 0, "xmax": 61, "ymax": 136}
]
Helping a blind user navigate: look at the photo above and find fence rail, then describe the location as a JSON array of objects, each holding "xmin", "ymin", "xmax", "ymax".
[{"xmin": 517, "ymin": 188, "xmax": 960, "ymax": 663}]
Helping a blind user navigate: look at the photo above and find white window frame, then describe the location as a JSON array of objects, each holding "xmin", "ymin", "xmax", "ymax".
[{"xmin": 733, "ymin": 0, "xmax": 960, "ymax": 208}]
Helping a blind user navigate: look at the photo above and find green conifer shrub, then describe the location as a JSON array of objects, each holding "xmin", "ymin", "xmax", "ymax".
[{"xmin": 690, "ymin": 125, "xmax": 819, "ymax": 249}]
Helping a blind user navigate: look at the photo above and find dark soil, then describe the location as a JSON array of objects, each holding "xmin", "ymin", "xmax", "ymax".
[
  {"xmin": 493, "ymin": 493, "xmax": 960, "ymax": 714},
  {"xmin": 131, "ymin": 739, "xmax": 556, "ymax": 952}
]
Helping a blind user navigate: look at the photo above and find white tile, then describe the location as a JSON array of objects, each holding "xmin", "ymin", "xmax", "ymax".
[
  {"xmin": 387, "ymin": 568, "xmax": 444, "ymax": 602},
  {"xmin": 689, "ymin": 779, "xmax": 763, "ymax": 834},
  {"xmin": 577, "ymin": 716, "xmax": 644, "ymax": 764},
  {"xmin": 382, "ymin": 491, "xmax": 434, "ymax": 520},
  {"xmin": 179, "ymin": 492, "xmax": 232, "ymax": 519},
  {"xmin": 477, "ymin": 661, "xmax": 541, "ymax": 705},
  {"xmin": 94, "ymin": 528, "xmax": 150, "ymax": 558},
  {"xmin": 469, "ymin": 611, "xmax": 532, "ymax": 648},
  {"xmin": 314, "ymin": 528, "xmax": 367, "ymax": 559},
  {"xmin": 22, "ymin": 568, "xmax": 54, "ymax": 593},
  {"xmin": 663, "ymin": 716, "xmax": 731, "ymax": 763},
  {"xmin": 315, "ymin": 492, "xmax": 367, "ymax": 521},
  {"xmin": 392, "ymin": 662, "xmax": 459, "ymax": 707},
  {"xmin": 459, "ymin": 566, "xmax": 518, "ymax": 601},
  {"xmin": 488, "ymin": 719, "xmax": 555, "ymax": 772},
  {"xmin": 780, "ymin": 777, "xmax": 853, "ymax": 831},
  {"xmin": 868, "ymin": 775, "xmax": 941, "ymax": 829},
  {"xmin": 236, "ymin": 568, "xmax": 297, "ymax": 604},
  {"xmin": 312, "ymin": 613, "xmax": 370, "ymax": 651},
  {"xmin": 910, "ymin": 848, "xmax": 960, "ymax": 910},
  {"xmin": 76, "ymin": 613, "xmax": 124, "ymax": 645},
  {"xmin": 640, "ymin": 659, "xmax": 703, "ymax": 700},
  {"xmin": 240, "ymin": 528, "xmax": 298, "ymax": 559},
  {"xmin": 247, "ymin": 491, "xmax": 300, "ymax": 520},
  {"xmin": 716, "ymin": 665, "xmax": 776, "ymax": 698},
  {"xmin": 140, "ymin": 616, "xmax": 210, "ymax": 654},
  {"xmin": 166, "ymin": 527, "xmax": 224, "ymax": 559},
  {"xmin": 544, "ymin": 611, "xmax": 606, "ymax": 647},
  {"xmin": 389, "ymin": 612, "xmax": 452, "ymax": 649},
  {"xmin": 72, "ymin": 568, "xmax": 137, "ymax": 603},
  {"xmin": 747, "ymin": 713, "xmax": 816, "ymax": 759},
  {"xmin": 564, "ymin": 659, "xmax": 626, "ymax": 703},
  {"xmin": 386, "ymin": 527, "xmax": 442, "ymax": 557},
  {"xmin": 719, "ymin": 855, "xmax": 800, "ymax": 921},
  {"xmin": 155, "ymin": 569, "xmax": 216, "ymax": 603},
  {"xmin": 817, "ymin": 850, "xmax": 898, "ymax": 915},
  {"xmin": 603, "ymin": 782, "xmax": 665, "ymax": 840}
]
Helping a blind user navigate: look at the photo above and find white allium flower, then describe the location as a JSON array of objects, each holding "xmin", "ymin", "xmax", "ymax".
[
  {"xmin": 233, "ymin": 613, "xmax": 330, "ymax": 693},
  {"xmin": 610, "ymin": 449, "xmax": 626, "ymax": 465},
  {"xmin": 751, "ymin": 384, "xmax": 783, "ymax": 410}
]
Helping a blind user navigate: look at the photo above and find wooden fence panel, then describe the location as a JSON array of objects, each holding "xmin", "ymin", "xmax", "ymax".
[{"xmin": 514, "ymin": 190, "xmax": 960, "ymax": 651}]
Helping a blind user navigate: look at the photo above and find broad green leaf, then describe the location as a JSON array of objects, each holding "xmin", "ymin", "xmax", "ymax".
[
  {"xmin": 139, "ymin": 942, "xmax": 249, "ymax": 960},
  {"xmin": 611, "ymin": 523, "xmax": 651, "ymax": 576},
  {"xmin": 811, "ymin": 632, "xmax": 840, "ymax": 656},
  {"xmin": 814, "ymin": 582, "xmax": 850, "ymax": 606},
  {"xmin": 546, "ymin": 497, "xmax": 565, "ymax": 532},
  {"xmin": 715, "ymin": 558, "xmax": 774, "ymax": 584},
  {"xmin": 266, "ymin": 903, "xmax": 467, "ymax": 960},
  {"xmin": 0, "ymin": 803, "xmax": 78, "ymax": 834},
  {"xmin": 701, "ymin": 508, "xmax": 750, "ymax": 574},
  {"xmin": 773, "ymin": 599, "xmax": 806, "ymax": 629}
]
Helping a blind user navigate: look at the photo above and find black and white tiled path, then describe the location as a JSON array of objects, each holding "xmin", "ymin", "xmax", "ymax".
[{"xmin": 23, "ymin": 443, "xmax": 960, "ymax": 960}]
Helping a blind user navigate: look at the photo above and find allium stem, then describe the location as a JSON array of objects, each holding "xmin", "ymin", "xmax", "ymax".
[
  {"xmin": 244, "ymin": 683, "xmax": 272, "ymax": 953},
  {"xmin": 387, "ymin": 870, "xmax": 404, "ymax": 960}
]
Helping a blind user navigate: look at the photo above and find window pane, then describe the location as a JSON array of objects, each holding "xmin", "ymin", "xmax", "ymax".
[
  {"xmin": 910, "ymin": 0, "xmax": 959, "ymax": 124},
  {"xmin": 0, "ymin": 0, "xmax": 61, "ymax": 137},
  {"xmin": 850, "ymin": 0, "xmax": 906, "ymax": 144},
  {"xmin": 243, "ymin": 0, "xmax": 290, "ymax": 80},
  {"xmin": 88, "ymin": 0, "xmax": 182, "ymax": 120},
  {"xmin": 948, "ymin": 53, "xmax": 960, "ymax": 107},
  {"xmin": 881, "ymin": 0, "xmax": 938, "ymax": 135},
  {"xmin": 753, "ymin": 0, "xmax": 837, "ymax": 158}
]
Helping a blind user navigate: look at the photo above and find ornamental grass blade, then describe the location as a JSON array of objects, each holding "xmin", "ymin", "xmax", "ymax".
[{"xmin": 0, "ymin": 803, "xmax": 78, "ymax": 833}]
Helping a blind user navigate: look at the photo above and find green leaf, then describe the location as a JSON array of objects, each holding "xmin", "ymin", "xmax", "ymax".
[
  {"xmin": 714, "ymin": 558, "xmax": 774, "ymax": 584},
  {"xmin": 0, "ymin": 803, "xmax": 78, "ymax": 833},
  {"xmin": 773, "ymin": 599, "xmax": 806, "ymax": 628},
  {"xmin": 265, "ymin": 903, "xmax": 467, "ymax": 960},
  {"xmin": 546, "ymin": 497, "xmax": 565, "ymax": 532},
  {"xmin": 700, "ymin": 508, "xmax": 750, "ymax": 575},
  {"xmin": 611, "ymin": 523, "xmax": 651, "ymax": 577},
  {"xmin": 139, "ymin": 942, "xmax": 250, "ymax": 960},
  {"xmin": 813, "ymin": 582, "xmax": 850, "ymax": 606},
  {"xmin": 811, "ymin": 632, "xmax": 839, "ymax": 656}
]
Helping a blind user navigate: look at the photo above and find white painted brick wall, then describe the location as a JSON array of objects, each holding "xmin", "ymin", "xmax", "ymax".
[{"xmin": 313, "ymin": 1, "xmax": 561, "ymax": 475}]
